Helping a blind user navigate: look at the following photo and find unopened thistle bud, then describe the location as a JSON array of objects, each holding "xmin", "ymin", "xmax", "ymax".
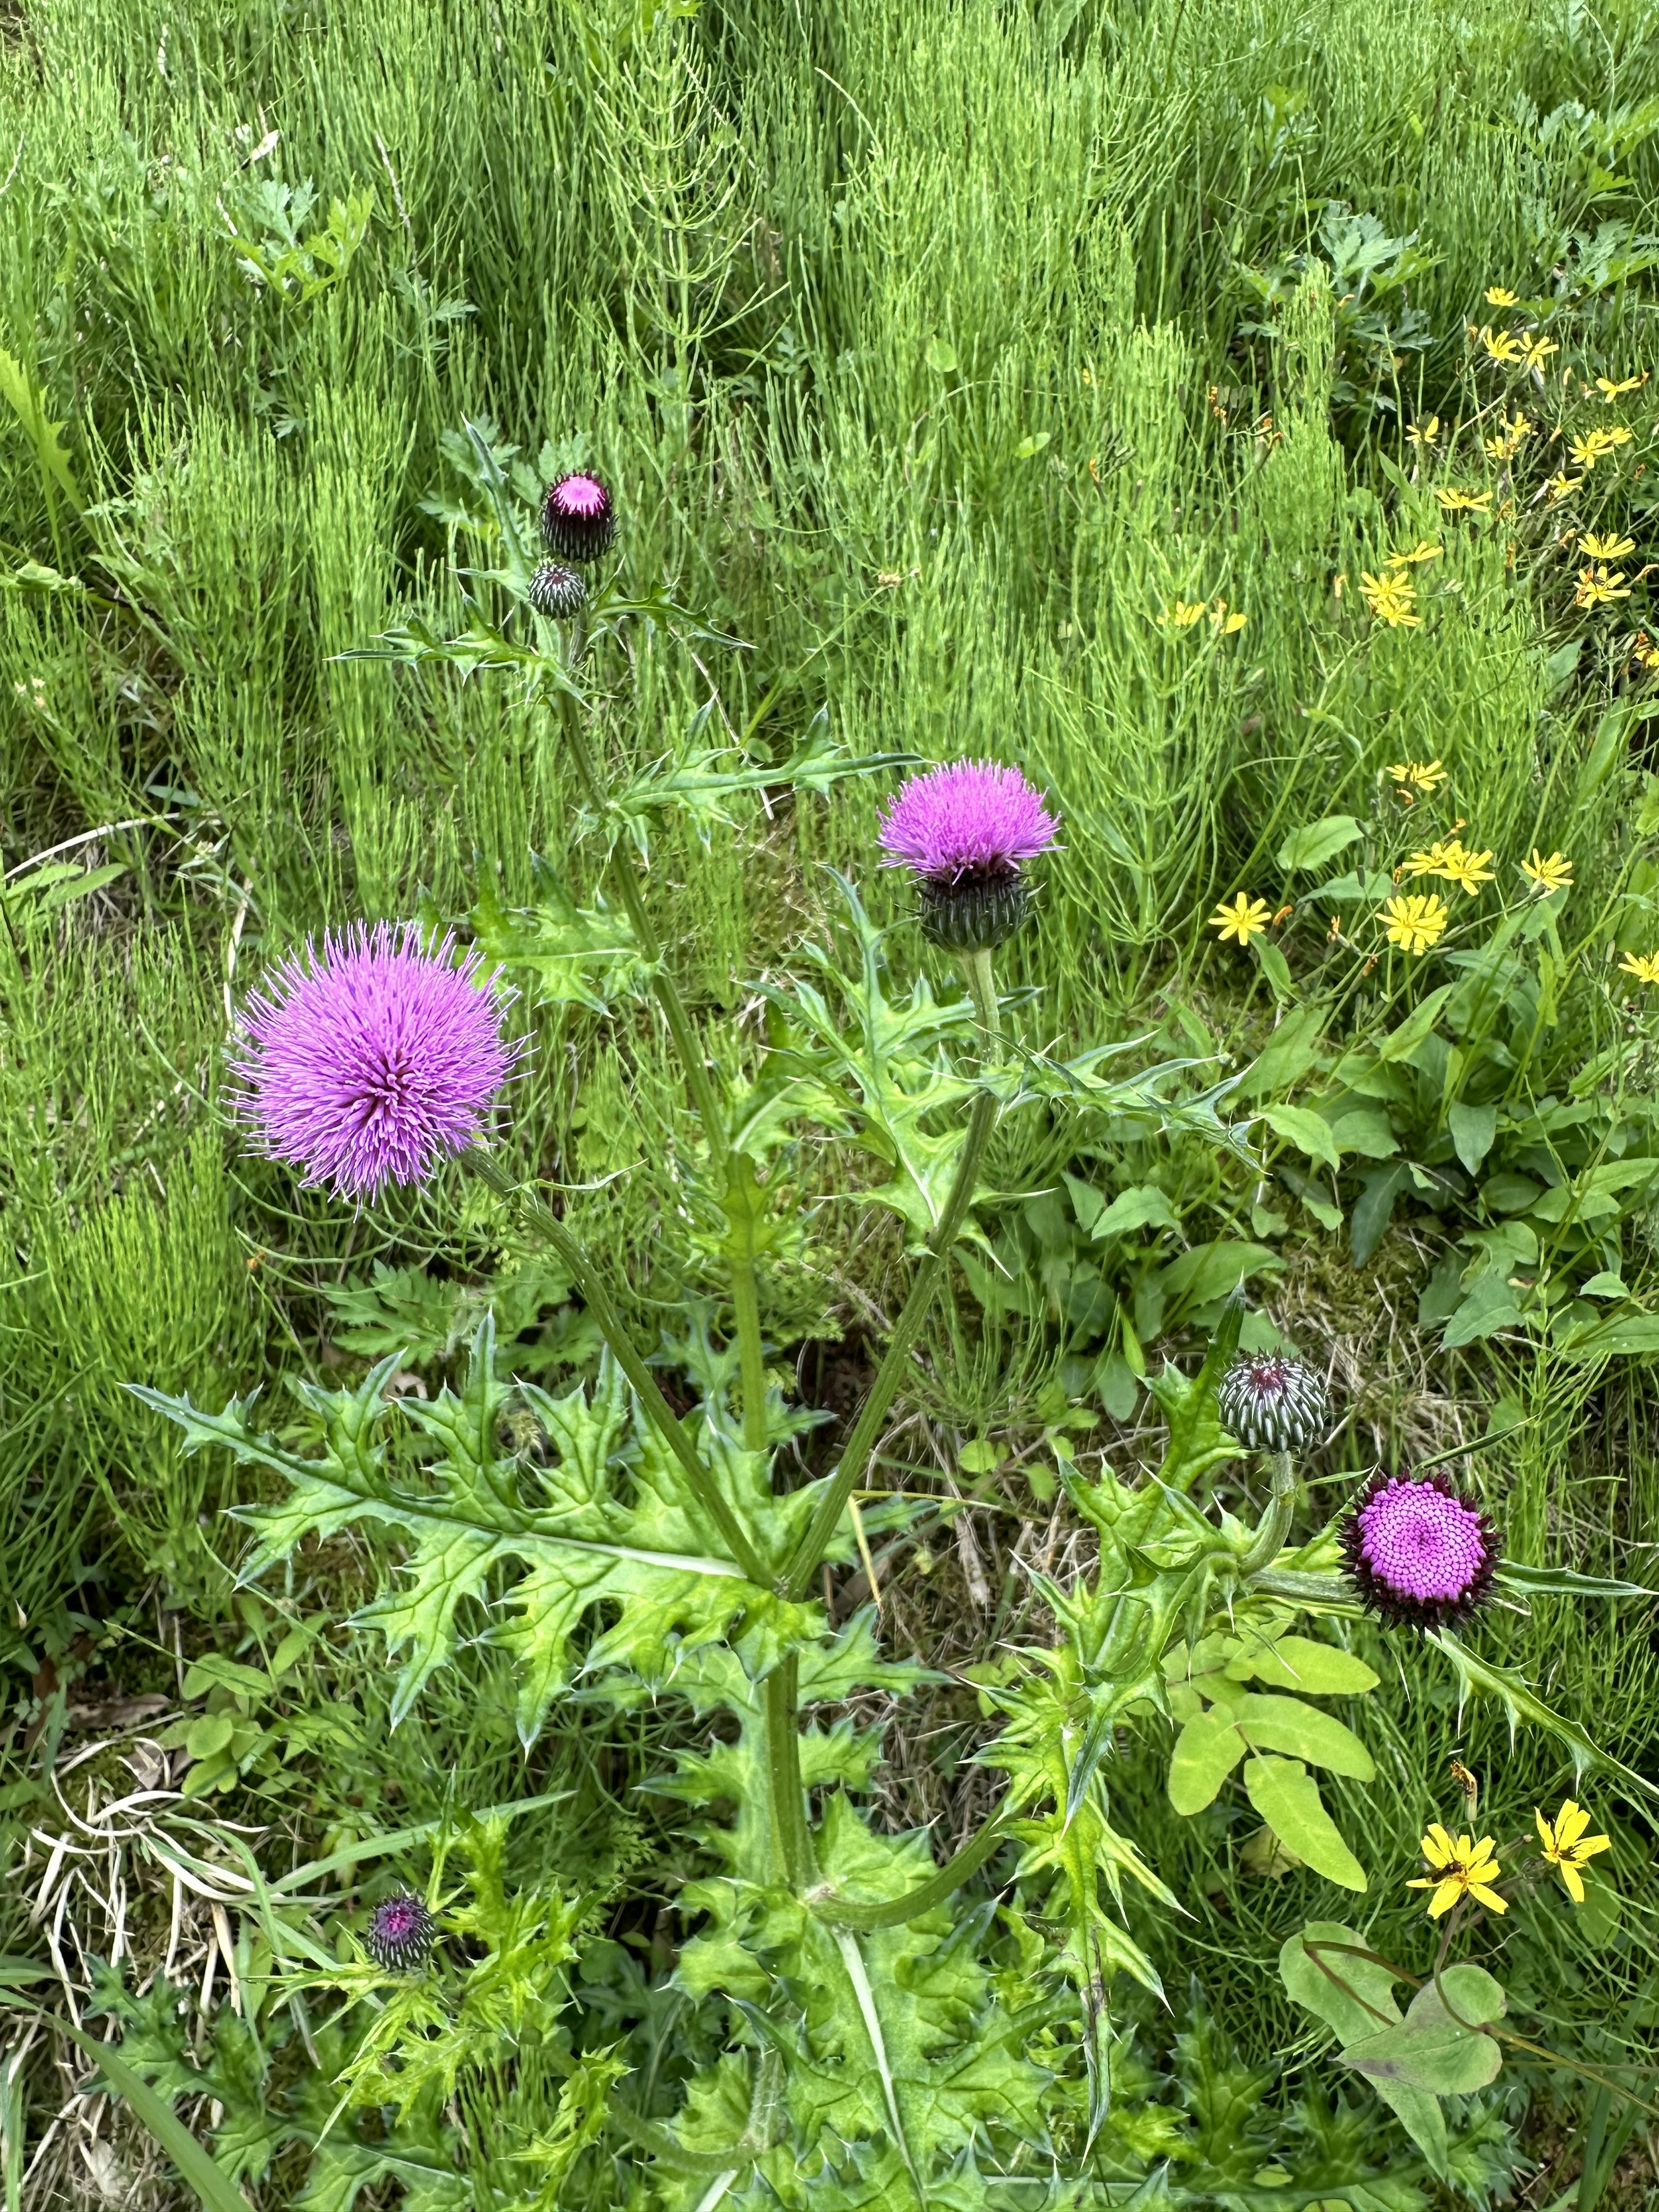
[
  {"xmin": 528, "ymin": 561, "xmax": 587, "ymax": 619},
  {"xmin": 876, "ymin": 760, "xmax": 1059, "ymax": 952},
  {"xmin": 365, "ymin": 1891, "xmax": 438, "ymax": 1972},
  {"xmin": 540, "ymin": 471, "xmax": 616, "ymax": 564},
  {"xmin": 1217, "ymin": 1353, "xmax": 1329, "ymax": 1453}
]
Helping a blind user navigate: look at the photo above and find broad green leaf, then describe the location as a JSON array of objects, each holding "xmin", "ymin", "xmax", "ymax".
[
  {"xmin": 1087, "ymin": 1182, "xmax": 1181, "ymax": 1239},
  {"xmin": 1408, "ymin": 1962, "xmax": 1505, "ymax": 2032},
  {"xmin": 1376, "ymin": 986, "xmax": 1455, "ymax": 1063},
  {"xmin": 1167, "ymin": 1707, "xmax": 1247, "ymax": 1813},
  {"xmin": 1262, "ymin": 1103, "xmax": 1341, "ymax": 1171},
  {"xmin": 0, "ymin": 348, "xmax": 82, "ymax": 508},
  {"xmin": 1234, "ymin": 1693, "xmax": 1375, "ymax": 1779},
  {"xmin": 1278, "ymin": 815, "xmax": 1362, "ymax": 873},
  {"xmin": 1243, "ymin": 1757, "xmax": 1366, "ymax": 1889},
  {"xmin": 1447, "ymin": 1101, "xmax": 1497, "ymax": 1174},
  {"xmin": 1441, "ymin": 1273, "xmax": 1524, "ymax": 1348},
  {"xmin": 1279, "ymin": 1925, "xmax": 1448, "ymax": 2174},
  {"xmin": 468, "ymin": 873, "xmax": 653, "ymax": 1013},
  {"xmin": 1227, "ymin": 1635, "xmax": 1379, "ymax": 1695},
  {"xmin": 1341, "ymin": 2004, "xmax": 1503, "ymax": 2095},
  {"xmin": 1236, "ymin": 1006, "xmax": 1324, "ymax": 1100}
]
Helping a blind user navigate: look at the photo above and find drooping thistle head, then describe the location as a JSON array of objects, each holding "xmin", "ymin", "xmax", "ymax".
[
  {"xmin": 1340, "ymin": 1468, "xmax": 1501, "ymax": 1630},
  {"xmin": 234, "ymin": 923, "xmax": 521, "ymax": 1202},
  {"xmin": 540, "ymin": 471, "xmax": 616, "ymax": 564},
  {"xmin": 877, "ymin": 759, "xmax": 1059, "ymax": 951},
  {"xmin": 1217, "ymin": 1352, "xmax": 1330, "ymax": 1453},
  {"xmin": 528, "ymin": 560, "xmax": 587, "ymax": 619},
  {"xmin": 365, "ymin": 1891, "xmax": 438, "ymax": 1972}
]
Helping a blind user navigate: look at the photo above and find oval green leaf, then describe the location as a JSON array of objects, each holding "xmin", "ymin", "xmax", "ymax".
[
  {"xmin": 1167, "ymin": 1707, "xmax": 1247, "ymax": 1814},
  {"xmin": 1236, "ymin": 1694, "xmax": 1376, "ymax": 1779},
  {"xmin": 1231, "ymin": 1636, "xmax": 1379, "ymax": 1695},
  {"xmin": 1243, "ymin": 1757, "xmax": 1367, "ymax": 1890}
]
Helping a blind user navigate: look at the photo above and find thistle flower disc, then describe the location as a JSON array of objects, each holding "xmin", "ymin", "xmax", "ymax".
[
  {"xmin": 1340, "ymin": 1468, "xmax": 1500, "ymax": 1630},
  {"xmin": 234, "ymin": 923, "xmax": 521, "ymax": 1203},
  {"xmin": 528, "ymin": 560, "xmax": 587, "ymax": 619},
  {"xmin": 1216, "ymin": 1353, "xmax": 1329, "ymax": 1453},
  {"xmin": 540, "ymin": 471, "xmax": 616, "ymax": 563},
  {"xmin": 365, "ymin": 1891, "xmax": 438, "ymax": 1971},
  {"xmin": 877, "ymin": 760, "xmax": 1058, "ymax": 950}
]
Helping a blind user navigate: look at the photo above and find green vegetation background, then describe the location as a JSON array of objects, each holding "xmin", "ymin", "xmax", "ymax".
[{"xmin": 4, "ymin": 0, "xmax": 1659, "ymax": 2201}]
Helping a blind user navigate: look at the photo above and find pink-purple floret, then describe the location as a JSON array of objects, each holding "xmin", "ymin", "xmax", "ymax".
[
  {"xmin": 235, "ymin": 922, "xmax": 519, "ymax": 1201},
  {"xmin": 551, "ymin": 473, "xmax": 606, "ymax": 517},
  {"xmin": 877, "ymin": 760, "xmax": 1059, "ymax": 882},
  {"xmin": 1357, "ymin": 1475, "xmax": 1488, "ymax": 1602}
]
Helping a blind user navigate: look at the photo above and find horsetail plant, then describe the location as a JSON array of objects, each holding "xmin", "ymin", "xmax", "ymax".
[{"xmin": 134, "ymin": 434, "xmax": 1659, "ymax": 2207}]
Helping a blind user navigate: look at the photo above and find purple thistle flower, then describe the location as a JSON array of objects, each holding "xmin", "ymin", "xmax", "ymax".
[
  {"xmin": 234, "ymin": 924, "xmax": 520, "ymax": 1203},
  {"xmin": 528, "ymin": 560, "xmax": 587, "ymax": 619},
  {"xmin": 365, "ymin": 1891, "xmax": 437, "ymax": 1972},
  {"xmin": 1217, "ymin": 1352, "xmax": 1329, "ymax": 1454},
  {"xmin": 877, "ymin": 760, "xmax": 1058, "ymax": 951},
  {"xmin": 1340, "ymin": 1468, "xmax": 1500, "ymax": 1631},
  {"xmin": 540, "ymin": 471, "xmax": 616, "ymax": 564}
]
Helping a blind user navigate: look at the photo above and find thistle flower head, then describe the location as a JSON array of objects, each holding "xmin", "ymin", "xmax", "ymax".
[
  {"xmin": 1340, "ymin": 1468, "xmax": 1500, "ymax": 1630},
  {"xmin": 365, "ymin": 1891, "xmax": 438, "ymax": 1972},
  {"xmin": 540, "ymin": 471, "xmax": 616, "ymax": 563},
  {"xmin": 877, "ymin": 760, "xmax": 1058, "ymax": 950},
  {"xmin": 528, "ymin": 561, "xmax": 587, "ymax": 619},
  {"xmin": 234, "ymin": 924, "xmax": 520, "ymax": 1203},
  {"xmin": 1217, "ymin": 1353, "xmax": 1329, "ymax": 1453}
]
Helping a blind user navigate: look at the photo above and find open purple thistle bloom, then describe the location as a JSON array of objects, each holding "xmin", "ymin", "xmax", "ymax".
[
  {"xmin": 877, "ymin": 760, "xmax": 1058, "ymax": 951},
  {"xmin": 540, "ymin": 470, "xmax": 616, "ymax": 564},
  {"xmin": 365, "ymin": 1891, "xmax": 437, "ymax": 1972},
  {"xmin": 1340, "ymin": 1468, "xmax": 1500, "ymax": 1630},
  {"xmin": 235, "ymin": 923, "xmax": 520, "ymax": 1203}
]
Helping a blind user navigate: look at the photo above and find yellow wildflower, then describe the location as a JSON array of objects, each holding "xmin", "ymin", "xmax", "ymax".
[
  {"xmin": 1520, "ymin": 849, "xmax": 1573, "ymax": 896},
  {"xmin": 1518, "ymin": 333, "xmax": 1559, "ymax": 373},
  {"xmin": 1383, "ymin": 893, "xmax": 1450, "ymax": 955},
  {"xmin": 1619, "ymin": 951, "xmax": 1659, "ymax": 985},
  {"xmin": 1388, "ymin": 540, "xmax": 1443, "ymax": 566},
  {"xmin": 1535, "ymin": 1801, "xmax": 1611, "ymax": 1904},
  {"xmin": 1581, "ymin": 531, "xmax": 1636, "ymax": 560},
  {"xmin": 1631, "ymin": 632, "xmax": 1659, "ymax": 673},
  {"xmin": 1595, "ymin": 373, "xmax": 1647, "ymax": 402},
  {"xmin": 1576, "ymin": 564, "xmax": 1631, "ymax": 609},
  {"xmin": 1440, "ymin": 840, "xmax": 1496, "ymax": 896},
  {"xmin": 1407, "ymin": 1825, "xmax": 1506, "ymax": 1917},
  {"xmin": 1158, "ymin": 599, "xmax": 1208, "ymax": 628},
  {"xmin": 1360, "ymin": 570, "xmax": 1420, "ymax": 626},
  {"xmin": 1405, "ymin": 416, "xmax": 1441, "ymax": 447},
  {"xmin": 1435, "ymin": 487, "xmax": 1493, "ymax": 514},
  {"xmin": 1210, "ymin": 597, "xmax": 1247, "ymax": 633},
  {"xmin": 1484, "ymin": 286, "xmax": 1519, "ymax": 307},
  {"xmin": 1387, "ymin": 759, "xmax": 1448, "ymax": 795},
  {"xmin": 1546, "ymin": 472, "xmax": 1583, "ymax": 502},
  {"xmin": 1403, "ymin": 841, "xmax": 1453, "ymax": 879},
  {"xmin": 1478, "ymin": 325, "xmax": 1524, "ymax": 365},
  {"xmin": 1211, "ymin": 893, "xmax": 1273, "ymax": 947},
  {"xmin": 1571, "ymin": 426, "xmax": 1633, "ymax": 468}
]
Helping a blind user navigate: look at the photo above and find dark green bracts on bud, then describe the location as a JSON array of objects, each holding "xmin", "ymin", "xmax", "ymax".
[
  {"xmin": 1217, "ymin": 1352, "xmax": 1329, "ymax": 1453},
  {"xmin": 918, "ymin": 867, "xmax": 1032, "ymax": 952},
  {"xmin": 528, "ymin": 561, "xmax": 587, "ymax": 619}
]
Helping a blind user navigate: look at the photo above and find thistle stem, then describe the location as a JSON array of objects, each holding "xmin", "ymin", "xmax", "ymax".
[
  {"xmin": 730, "ymin": 1249, "xmax": 770, "ymax": 1456},
  {"xmin": 808, "ymin": 1806, "xmax": 1011, "ymax": 1930},
  {"xmin": 1236, "ymin": 1450, "xmax": 1298, "ymax": 1579},
  {"xmin": 764, "ymin": 1650, "xmax": 814, "ymax": 1889},
  {"xmin": 464, "ymin": 1151, "xmax": 767, "ymax": 1587},
  {"xmin": 784, "ymin": 955, "xmax": 1001, "ymax": 1599}
]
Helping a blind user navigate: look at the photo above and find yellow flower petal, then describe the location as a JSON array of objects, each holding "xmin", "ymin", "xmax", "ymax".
[
  {"xmin": 1561, "ymin": 1863, "xmax": 1585, "ymax": 1904},
  {"xmin": 1557, "ymin": 1801, "xmax": 1590, "ymax": 1848},
  {"xmin": 1468, "ymin": 1883, "xmax": 1508, "ymax": 1913},
  {"xmin": 1428, "ymin": 1879, "xmax": 1463, "ymax": 1918}
]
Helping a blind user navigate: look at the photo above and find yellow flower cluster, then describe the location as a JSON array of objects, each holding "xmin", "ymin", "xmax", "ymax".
[
  {"xmin": 1404, "ymin": 1799, "xmax": 1611, "ymax": 1919},
  {"xmin": 1383, "ymin": 893, "xmax": 1449, "ymax": 954},
  {"xmin": 1158, "ymin": 595, "xmax": 1246, "ymax": 633},
  {"xmin": 1570, "ymin": 424, "xmax": 1634, "ymax": 468},
  {"xmin": 1387, "ymin": 759, "xmax": 1448, "ymax": 796},
  {"xmin": 1404, "ymin": 838, "xmax": 1495, "ymax": 896}
]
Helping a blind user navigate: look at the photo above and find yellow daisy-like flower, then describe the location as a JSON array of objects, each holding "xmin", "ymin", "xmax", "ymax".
[
  {"xmin": 1478, "ymin": 325, "xmax": 1524, "ymax": 365},
  {"xmin": 1407, "ymin": 1824, "xmax": 1507, "ymax": 1918},
  {"xmin": 1387, "ymin": 759, "xmax": 1448, "ymax": 795},
  {"xmin": 1595, "ymin": 373, "xmax": 1647, "ymax": 401},
  {"xmin": 1435, "ymin": 487, "xmax": 1493, "ymax": 514},
  {"xmin": 1210, "ymin": 597, "xmax": 1247, "ymax": 633},
  {"xmin": 1521, "ymin": 849, "xmax": 1572, "ymax": 896},
  {"xmin": 1158, "ymin": 599, "xmax": 1208, "ymax": 629},
  {"xmin": 1439, "ymin": 840, "xmax": 1496, "ymax": 896},
  {"xmin": 1535, "ymin": 1800, "xmax": 1611, "ymax": 1904},
  {"xmin": 1546, "ymin": 471, "xmax": 1583, "ymax": 502},
  {"xmin": 1576, "ymin": 564, "xmax": 1631, "ymax": 609},
  {"xmin": 1403, "ymin": 841, "xmax": 1452, "ymax": 879},
  {"xmin": 1211, "ymin": 893, "xmax": 1272, "ymax": 947},
  {"xmin": 1360, "ymin": 570, "xmax": 1420, "ymax": 626},
  {"xmin": 1619, "ymin": 950, "xmax": 1659, "ymax": 985},
  {"xmin": 1388, "ymin": 540, "xmax": 1443, "ymax": 567},
  {"xmin": 1581, "ymin": 531, "xmax": 1637, "ymax": 561},
  {"xmin": 1519, "ymin": 333, "xmax": 1559, "ymax": 373},
  {"xmin": 1405, "ymin": 416, "xmax": 1441, "ymax": 447},
  {"xmin": 1571, "ymin": 426, "xmax": 1634, "ymax": 468},
  {"xmin": 1383, "ymin": 893, "xmax": 1450, "ymax": 955},
  {"xmin": 1485, "ymin": 286, "xmax": 1519, "ymax": 307}
]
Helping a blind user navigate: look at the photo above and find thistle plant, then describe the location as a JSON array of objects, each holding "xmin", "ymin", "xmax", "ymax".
[{"xmin": 136, "ymin": 432, "xmax": 1659, "ymax": 2207}]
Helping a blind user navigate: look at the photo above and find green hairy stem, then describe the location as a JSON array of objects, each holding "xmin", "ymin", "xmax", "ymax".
[{"xmin": 1236, "ymin": 1449, "xmax": 1298, "ymax": 1578}]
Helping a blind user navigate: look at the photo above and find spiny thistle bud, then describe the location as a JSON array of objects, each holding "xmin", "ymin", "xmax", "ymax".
[
  {"xmin": 1217, "ymin": 1353, "xmax": 1329, "ymax": 1453},
  {"xmin": 528, "ymin": 560, "xmax": 587, "ymax": 619},
  {"xmin": 540, "ymin": 471, "xmax": 616, "ymax": 564},
  {"xmin": 1340, "ymin": 1468, "xmax": 1501, "ymax": 1632},
  {"xmin": 365, "ymin": 1891, "xmax": 438, "ymax": 1972},
  {"xmin": 877, "ymin": 760, "xmax": 1058, "ymax": 952}
]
